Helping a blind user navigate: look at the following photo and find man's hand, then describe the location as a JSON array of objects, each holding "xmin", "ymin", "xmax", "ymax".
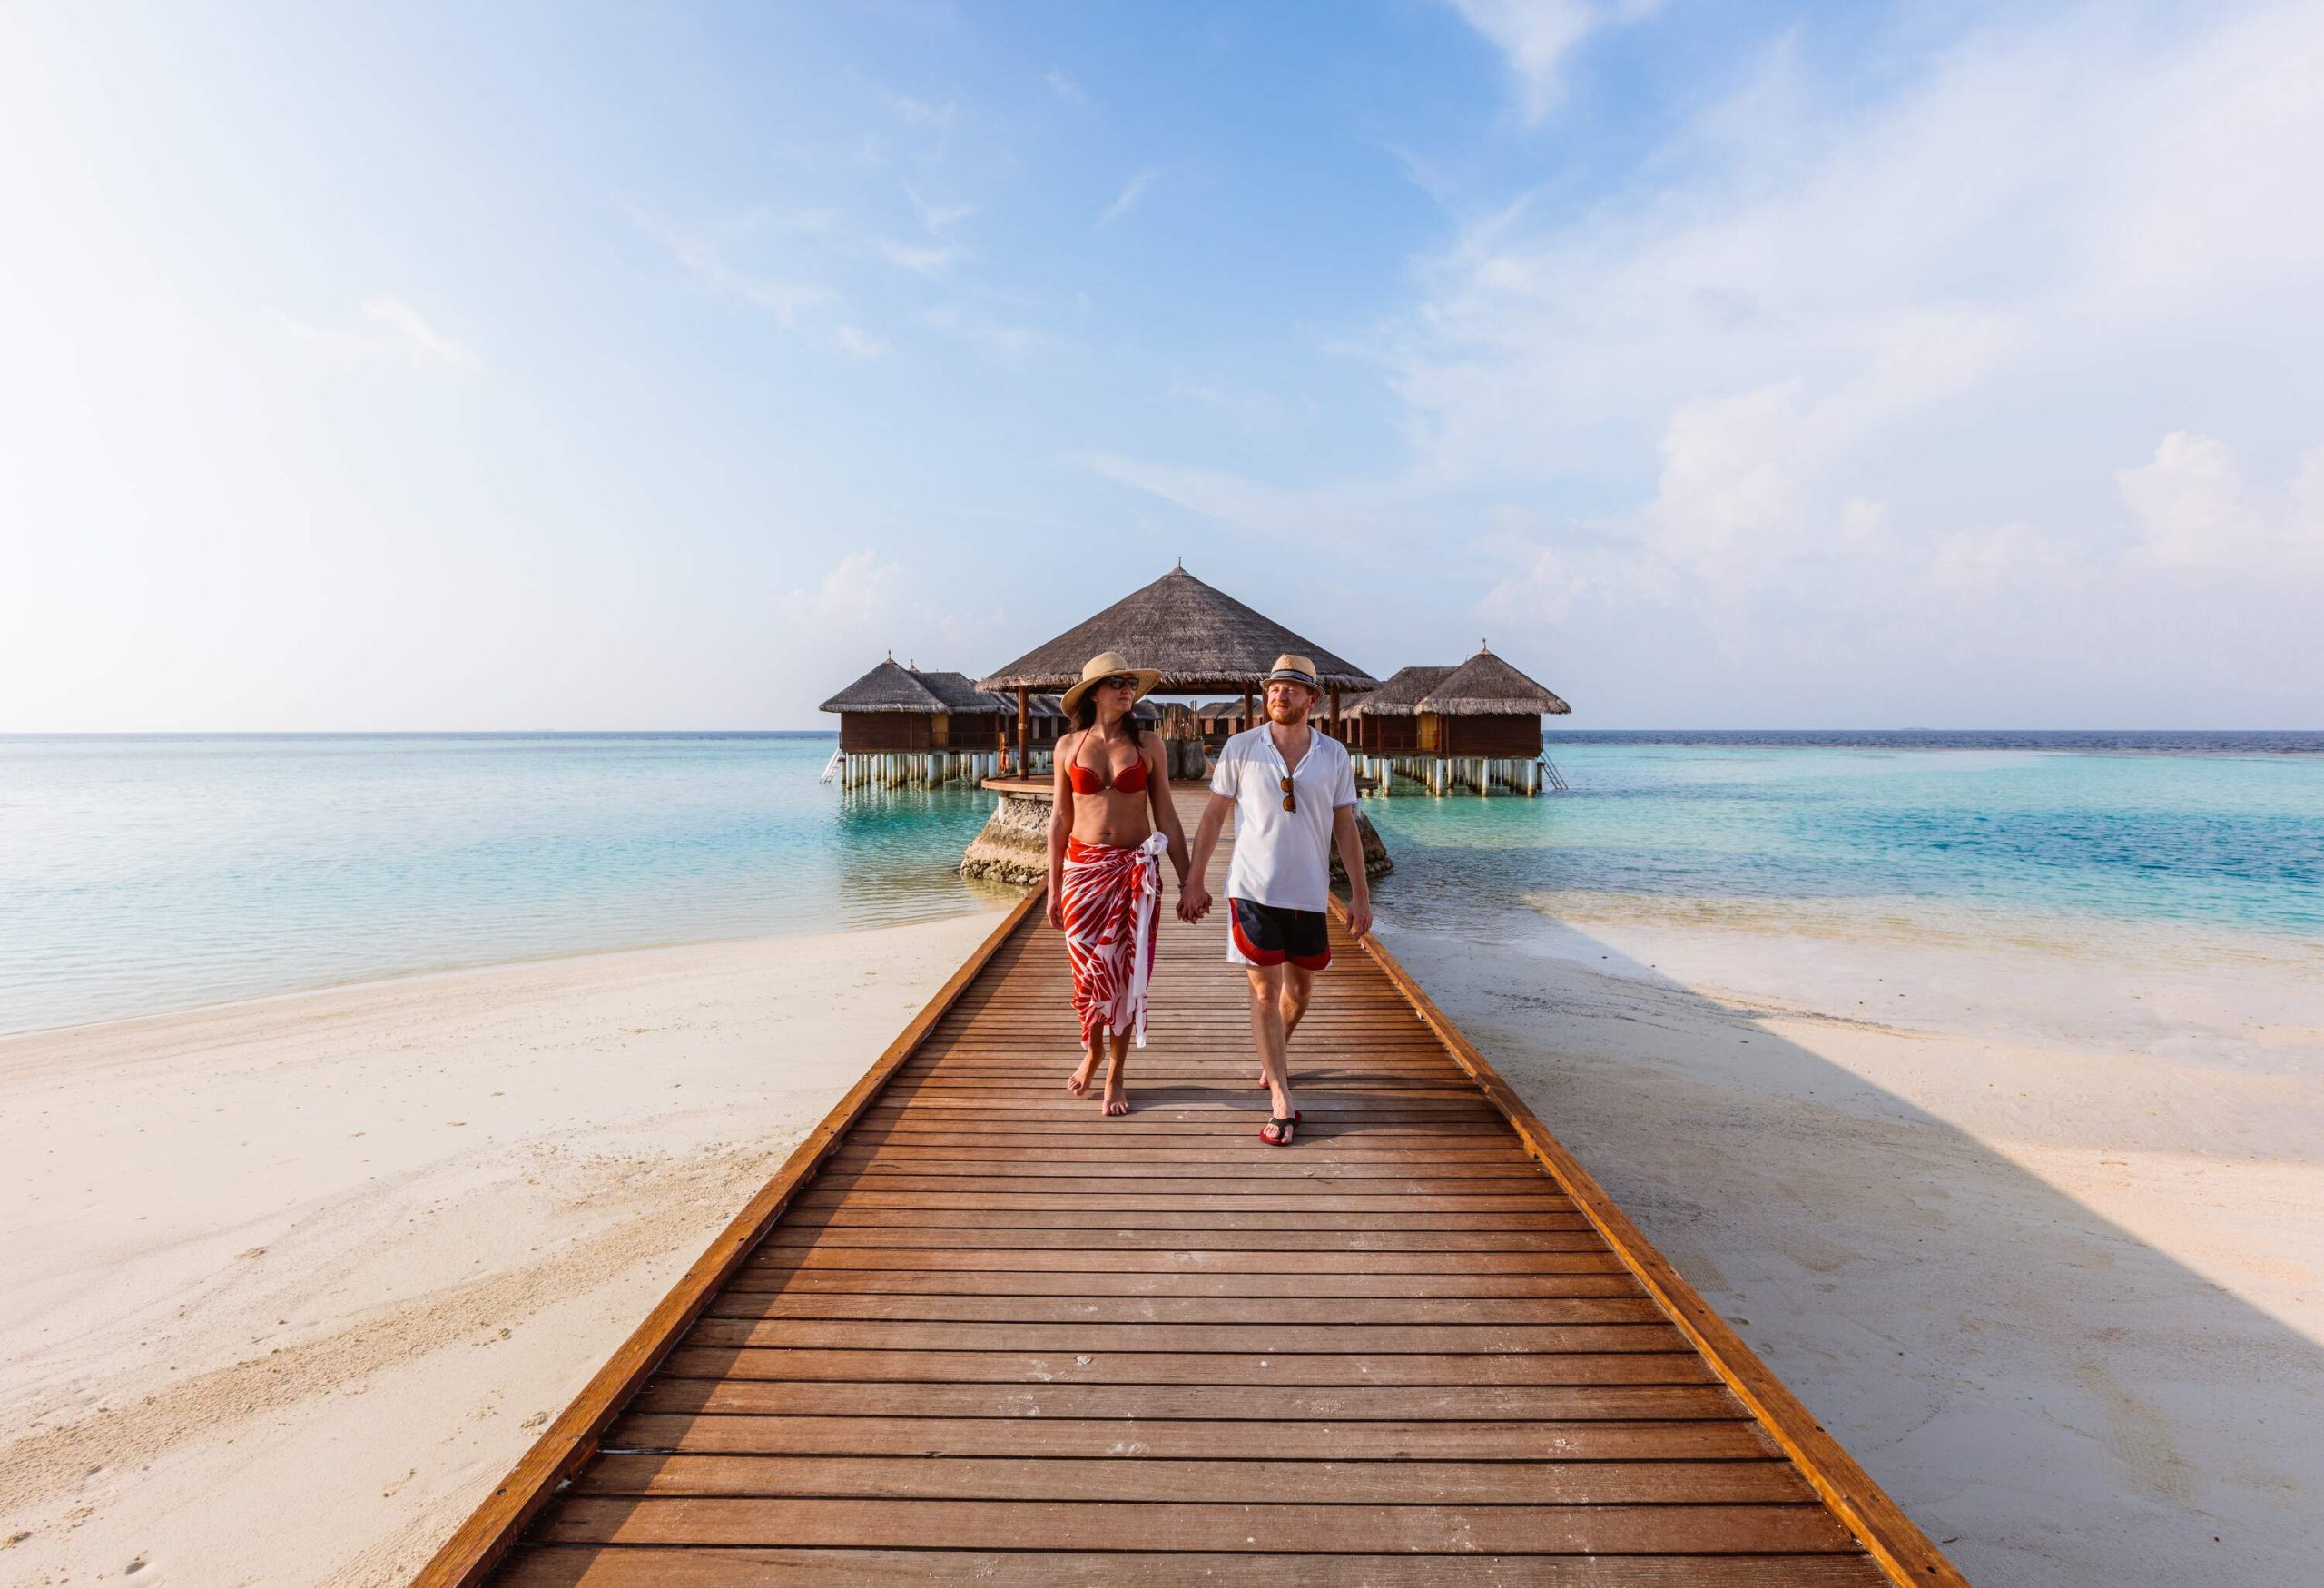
[
  {"xmin": 1177, "ymin": 883, "xmax": 1213, "ymax": 923},
  {"xmin": 1344, "ymin": 893, "xmax": 1373, "ymax": 940}
]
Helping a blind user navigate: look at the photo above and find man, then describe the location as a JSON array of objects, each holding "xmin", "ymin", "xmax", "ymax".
[{"xmin": 1182, "ymin": 654, "xmax": 1373, "ymax": 1146}]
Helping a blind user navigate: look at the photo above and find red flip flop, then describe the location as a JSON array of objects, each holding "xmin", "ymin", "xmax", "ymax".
[{"xmin": 1259, "ymin": 1115, "xmax": 1298, "ymax": 1147}]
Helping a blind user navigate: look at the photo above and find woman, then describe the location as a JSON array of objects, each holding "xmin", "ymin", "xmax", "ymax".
[{"xmin": 1047, "ymin": 651, "xmax": 1196, "ymax": 1116}]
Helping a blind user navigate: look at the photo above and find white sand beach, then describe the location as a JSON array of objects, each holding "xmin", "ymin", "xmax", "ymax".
[
  {"xmin": 0, "ymin": 910, "xmax": 1007, "ymax": 1587},
  {"xmin": 1390, "ymin": 901, "xmax": 2324, "ymax": 1588}
]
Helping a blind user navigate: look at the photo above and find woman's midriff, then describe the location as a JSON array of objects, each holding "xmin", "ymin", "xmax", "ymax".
[{"xmin": 1069, "ymin": 791, "xmax": 1152, "ymax": 851}]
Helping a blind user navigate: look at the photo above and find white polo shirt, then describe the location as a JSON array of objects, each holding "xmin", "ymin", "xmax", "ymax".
[{"xmin": 1210, "ymin": 725, "xmax": 1359, "ymax": 912}]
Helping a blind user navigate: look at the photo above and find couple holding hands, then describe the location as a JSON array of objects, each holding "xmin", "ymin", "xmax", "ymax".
[{"xmin": 1045, "ymin": 651, "xmax": 1373, "ymax": 1146}]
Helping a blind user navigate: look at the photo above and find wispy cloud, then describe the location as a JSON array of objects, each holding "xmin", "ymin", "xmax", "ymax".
[
  {"xmin": 778, "ymin": 549, "xmax": 1009, "ymax": 657},
  {"xmin": 1169, "ymin": 376, "xmax": 1310, "ymax": 431},
  {"xmin": 1044, "ymin": 68, "xmax": 1088, "ymax": 106},
  {"xmin": 881, "ymin": 90, "xmax": 958, "ymax": 130},
  {"xmin": 1444, "ymin": 0, "xmax": 1664, "ymax": 123},
  {"xmin": 918, "ymin": 303, "xmax": 1039, "ymax": 360},
  {"xmin": 1096, "ymin": 168, "xmax": 1159, "ymax": 229},
  {"xmin": 273, "ymin": 294, "xmax": 477, "ymax": 371},
  {"xmin": 633, "ymin": 208, "xmax": 894, "ymax": 355},
  {"xmin": 1090, "ymin": 5, "xmax": 2324, "ymax": 718}
]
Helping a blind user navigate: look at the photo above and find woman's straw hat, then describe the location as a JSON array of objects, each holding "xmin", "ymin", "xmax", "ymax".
[{"xmin": 1060, "ymin": 651, "xmax": 1163, "ymax": 715}]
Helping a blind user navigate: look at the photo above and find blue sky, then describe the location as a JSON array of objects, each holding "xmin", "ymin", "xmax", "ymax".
[{"xmin": 4, "ymin": 0, "xmax": 2320, "ymax": 729}]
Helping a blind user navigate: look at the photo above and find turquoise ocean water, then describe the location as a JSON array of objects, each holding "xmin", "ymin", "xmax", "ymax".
[{"xmin": 2, "ymin": 732, "xmax": 2319, "ymax": 1035}]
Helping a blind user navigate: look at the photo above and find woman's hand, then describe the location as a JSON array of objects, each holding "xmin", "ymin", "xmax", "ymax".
[
  {"xmin": 1048, "ymin": 885, "xmax": 1067, "ymax": 931},
  {"xmin": 1177, "ymin": 883, "xmax": 1213, "ymax": 923}
]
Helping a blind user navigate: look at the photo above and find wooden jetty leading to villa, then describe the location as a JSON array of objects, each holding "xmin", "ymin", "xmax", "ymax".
[{"xmin": 418, "ymin": 788, "xmax": 1963, "ymax": 1587}]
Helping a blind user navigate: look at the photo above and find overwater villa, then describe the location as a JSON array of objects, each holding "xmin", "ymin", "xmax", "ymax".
[
  {"xmin": 816, "ymin": 656, "xmax": 1010, "ymax": 786},
  {"xmin": 1347, "ymin": 643, "xmax": 1571, "ymax": 794},
  {"xmin": 961, "ymin": 564, "xmax": 1388, "ymax": 883},
  {"xmin": 978, "ymin": 563, "xmax": 1379, "ymax": 776}
]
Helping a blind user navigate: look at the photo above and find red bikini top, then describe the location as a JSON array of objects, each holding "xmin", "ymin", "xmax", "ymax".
[{"xmin": 1068, "ymin": 748, "xmax": 1148, "ymax": 794}]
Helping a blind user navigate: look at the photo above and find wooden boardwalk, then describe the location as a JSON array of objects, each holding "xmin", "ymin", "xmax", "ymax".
[{"xmin": 419, "ymin": 795, "xmax": 1964, "ymax": 1586}]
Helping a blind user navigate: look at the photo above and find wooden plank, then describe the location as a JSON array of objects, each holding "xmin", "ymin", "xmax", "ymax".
[
  {"xmin": 745, "ymin": 1247, "xmax": 1631, "ymax": 1274},
  {"xmin": 697, "ymin": 1294, "xmax": 1663, "ymax": 1326},
  {"xmin": 789, "ymin": 1189, "xmax": 1569, "ymax": 1213},
  {"xmin": 1336, "ymin": 899, "xmax": 1968, "ymax": 1587},
  {"xmin": 801, "ymin": 1172, "xmax": 1562, "ymax": 1194},
  {"xmin": 723, "ymin": 1269, "xmax": 1644, "ymax": 1298},
  {"xmin": 407, "ymin": 890, "xmax": 1044, "ymax": 1588},
  {"xmin": 527, "ymin": 1497, "xmax": 1860, "ymax": 1554},
  {"xmin": 651, "ymin": 1346, "xmax": 1717, "ymax": 1386},
  {"xmin": 570, "ymin": 1453, "xmax": 1817, "ymax": 1504},
  {"xmin": 603, "ymin": 1413, "xmax": 1784, "ymax": 1461},
  {"xmin": 499, "ymin": 1545, "xmax": 1893, "ymax": 1586},
  {"xmin": 759, "ymin": 1228, "xmax": 1607, "ymax": 1252},
  {"xmin": 627, "ymin": 1379, "xmax": 1748, "ymax": 1422},
  {"xmin": 683, "ymin": 1317, "xmax": 1686, "ymax": 1354},
  {"xmin": 782, "ymin": 1207, "xmax": 1590, "ymax": 1230}
]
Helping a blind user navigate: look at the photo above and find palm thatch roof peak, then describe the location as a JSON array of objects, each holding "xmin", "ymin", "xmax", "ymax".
[
  {"xmin": 820, "ymin": 658, "xmax": 1005, "ymax": 715},
  {"xmin": 1417, "ymin": 646, "xmax": 1571, "ymax": 716},
  {"xmin": 1344, "ymin": 666, "xmax": 1452, "ymax": 718},
  {"xmin": 979, "ymin": 566, "xmax": 1377, "ymax": 694}
]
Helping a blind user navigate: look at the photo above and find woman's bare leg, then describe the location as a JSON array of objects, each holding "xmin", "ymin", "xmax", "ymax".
[
  {"xmin": 1101, "ymin": 1028, "xmax": 1134, "ymax": 1116},
  {"xmin": 1067, "ymin": 1038, "xmax": 1101, "ymax": 1097}
]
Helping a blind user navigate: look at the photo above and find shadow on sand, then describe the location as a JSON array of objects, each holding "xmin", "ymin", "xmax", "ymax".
[{"xmin": 1369, "ymin": 909, "xmax": 2319, "ymax": 1587}]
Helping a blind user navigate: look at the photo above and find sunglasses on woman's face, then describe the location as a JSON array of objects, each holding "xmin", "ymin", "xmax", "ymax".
[
  {"xmin": 1280, "ymin": 774, "xmax": 1295, "ymax": 813},
  {"xmin": 1102, "ymin": 676, "xmax": 1139, "ymax": 690}
]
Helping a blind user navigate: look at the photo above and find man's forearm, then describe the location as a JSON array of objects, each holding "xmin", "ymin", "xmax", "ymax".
[
  {"xmin": 1189, "ymin": 805, "xmax": 1226, "ymax": 885},
  {"xmin": 1334, "ymin": 813, "xmax": 1367, "ymax": 901}
]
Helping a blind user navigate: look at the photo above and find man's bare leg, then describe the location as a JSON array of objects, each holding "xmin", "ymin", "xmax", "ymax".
[
  {"xmin": 1257, "ymin": 963, "xmax": 1315, "ymax": 1087},
  {"xmin": 1247, "ymin": 964, "xmax": 1297, "ymax": 1138},
  {"xmin": 1100, "ymin": 1027, "xmax": 1134, "ymax": 1117}
]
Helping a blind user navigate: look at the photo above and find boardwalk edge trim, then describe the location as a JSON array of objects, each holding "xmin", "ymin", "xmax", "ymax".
[
  {"xmin": 408, "ymin": 887, "xmax": 1046, "ymax": 1588},
  {"xmin": 1335, "ymin": 896, "xmax": 1971, "ymax": 1588}
]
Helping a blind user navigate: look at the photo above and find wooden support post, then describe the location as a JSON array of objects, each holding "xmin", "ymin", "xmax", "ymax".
[
  {"xmin": 1015, "ymin": 687, "xmax": 1029, "ymax": 777},
  {"xmin": 1242, "ymin": 686, "xmax": 1254, "ymax": 735},
  {"xmin": 1329, "ymin": 685, "xmax": 1341, "ymax": 740}
]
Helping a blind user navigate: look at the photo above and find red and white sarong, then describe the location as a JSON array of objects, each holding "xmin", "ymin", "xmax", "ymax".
[{"xmin": 1060, "ymin": 832, "xmax": 1169, "ymax": 1049}]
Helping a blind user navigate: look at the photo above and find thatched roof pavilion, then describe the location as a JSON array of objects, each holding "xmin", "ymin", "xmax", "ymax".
[
  {"xmin": 980, "ymin": 566, "xmax": 1376, "ymax": 695},
  {"xmin": 1345, "ymin": 646, "xmax": 1568, "ymax": 762},
  {"xmin": 819, "ymin": 659, "xmax": 1006, "ymax": 715},
  {"xmin": 1344, "ymin": 666, "xmax": 1453, "ymax": 720},
  {"xmin": 979, "ymin": 565, "xmax": 1377, "ymax": 771},
  {"xmin": 819, "ymin": 658, "xmax": 1009, "ymax": 759},
  {"xmin": 1420, "ymin": 648, "xmax": 1570, "ymax": 716}
]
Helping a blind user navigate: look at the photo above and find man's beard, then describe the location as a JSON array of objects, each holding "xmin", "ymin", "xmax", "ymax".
[{"xmin": 1266, "ymin": 697, "xmax": 1309, "ymax": 725}]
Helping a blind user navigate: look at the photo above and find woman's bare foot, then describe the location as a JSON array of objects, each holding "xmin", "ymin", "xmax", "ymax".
[
  {"xmin": 1067, "ymin": 1049, "xmax": 1100, "ymax": 1098},
  {"xmin": 1101, "ymin": 1073, "xmax": 1130, "ymax": 1116}
]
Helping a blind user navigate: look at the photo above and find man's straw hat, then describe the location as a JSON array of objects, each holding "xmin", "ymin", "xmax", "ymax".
[
  {"xmin": 1264, "ymin": 653, "xmax": 1321, "ymax": 692},
  {"xmin": 1060, "ymin": 651, "xmax": 1163, "ymax": 715}
]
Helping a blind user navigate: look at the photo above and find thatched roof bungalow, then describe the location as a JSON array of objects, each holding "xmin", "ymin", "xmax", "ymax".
[
  {"xmin": 1347, "ymin": 647, "xmax": 1568, "ymax": 756},
  {"xmin": 819, "ymin": 658, "xmax": 1009, "ymax": 754},
  {"xmin": 981, "ymin": 566, "xmax": 1376, "ymax": 696},
  {"xmin": 980, "ymin": 565, "xmax": 1377, "ymax": 768}
]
